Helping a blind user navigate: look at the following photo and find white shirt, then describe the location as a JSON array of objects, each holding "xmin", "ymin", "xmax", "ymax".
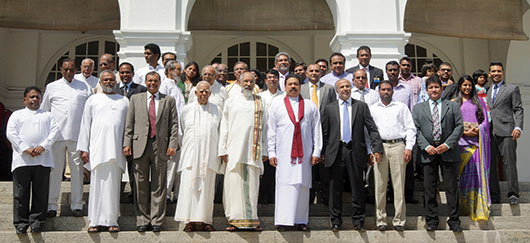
[
  {"xmin": 259, "ymin": 89, "xmax": 285, "ymax": 113},
  {"xmin": 369, "ymin": 101, "xmax": 417, "ymax": 150},
  {"xmin": 159, "ymin": 79, "xmax": 186, "ymax": 114},
  {"xmin": 146, "ymin": 92, "xmax": 161, "ymax": 117},
  {"xmin": 74, "ymin": 73, "xmax": 98, "ymax": 90},
  {"xmin": 41, "ymin": 78, "xmax": 92, "ymax": 141},
  {"xmin": 351, "ymin": 86, "xmax": 380, "ymax": 106},
  {"xmin": 278, "ymin": 71, "xmax": 290, "ymax": 91},
  {"xmin": 77, "ymin": 93, "xmax": 129, "ymax": 171},
  {"xmin": 133, "ymin": 64, "xmax": 166, "ymax": 86},
  {"xmin": 308, "ymin": 82, "xmax": 322, "ymax": 104},
  {"xmin": 188, "ymin": 80, "xmax": 228, "ymax": 111},
  {"xmin": 6, "ymin": 108, "xmax": 59, "ymax": 172},
  {"xmin": 338, "ymin": 98, "xmax": 352, "ymax": 142}
]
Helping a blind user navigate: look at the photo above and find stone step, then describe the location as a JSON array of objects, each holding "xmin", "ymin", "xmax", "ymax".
[
  {"xmin": 0, "ymin": 216, "xmax": 529, "ymax": 232},
  {"xmin": 4, "ymin": 230, "xmax": 529, "ymax": 243}
]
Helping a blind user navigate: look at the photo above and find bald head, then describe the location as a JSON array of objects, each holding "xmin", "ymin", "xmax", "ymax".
[{"xmin": 99, "ymin": 53, "xmax": 115, "ymax": 71}]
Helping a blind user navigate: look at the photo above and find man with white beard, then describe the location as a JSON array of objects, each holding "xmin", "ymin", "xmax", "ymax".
[
  {"xmin": 225, "ymin": 62, "xmax": 260, "ymax": 97},
  {"xmin": 219, "ymin": 72, "xmax": 267, "ymax": 231},
  {"xmin": 268, "ymin": 74, "xmax": 322, "ymax": 231},
  {"xmin": 175, "ymin": 81, "xmax": 223, "ymax": 232},
  {"xmin": 188, "ymin": 65, "xmax": 227, "ymax": 110},
  {"xmin": 77, "ymin": 71, "xmax": 129, "ymax": 232}
]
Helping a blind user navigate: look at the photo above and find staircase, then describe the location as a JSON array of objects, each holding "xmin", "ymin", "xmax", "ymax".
[{"xmin": 2, "ymin": 182, "xmax": 530, "ymax": 242}]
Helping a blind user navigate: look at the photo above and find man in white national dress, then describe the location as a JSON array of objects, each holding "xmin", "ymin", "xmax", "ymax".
[
  {"xmin": 268, "ymin": 74, "xmax": 322, "ymax": 231},
  {"xmin": 174, "ymin": 81, "xmax": 223, "ymax": 232},
  {"xmin": 77, "ymin": 71, "xmax": 129, "ymax": 233},
  {"xmin": 219, "ymin": 71, "xmax": 267, "ymax": 231}
]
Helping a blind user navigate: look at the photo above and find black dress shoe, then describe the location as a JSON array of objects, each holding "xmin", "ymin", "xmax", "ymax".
[
  {"xmin": 394, "ymin": 225, "xmax": 404, "ymax": 231},
  {"xmin": 31, "ymin": 227, "xmax": 41, "ymax": 233},
  {"xmin": 331, "ymin": 224, "xmax": 341, "ymax": 232},
  {"xmin": 15, "ymin": 225, "xmax": 28, "ymax": 234},
  {"xmin": 426, "ymin": 224, "xmax": 436, "ymax": 231},
  {"xmin": 377, "ymin": 225, "xmax": 386, "ymax": 231},
  {"xmin": 47, "ymin": 210, "xmax": 57, "ymax": 217},
  {"xmin": 152, "ymin": 225, "xmax": 162, "ymax": 232},
  {"xmin": 509, "ymin": 196, "xmax": 520, "ymax": 205},
  {"xmin": 353, "ymin": 224, "xmax": 366, "ymax": 232},
  {"xmin": 297, "ymin": 224, "xmax": 310, "ymax": 232},
  {"xmin": 450, "ymin": 225, "xmax": 463, "ymax": 232},
  {"xmin": 137, "ymin": 225, "xmax": 149, "ymax": 232},
  {"xmin": 72, "ymin": 209, "xmax": 83, "ymax": 217}
]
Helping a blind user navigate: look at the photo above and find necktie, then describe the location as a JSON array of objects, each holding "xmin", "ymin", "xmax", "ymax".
[
  {"xmin": 492, "ymin": 84, "xmax": 499, "ymax": 104},
  {"xmin": 311, "ymin": 84, "xmax": 318, "ymax": 107},
  {"xmin": 432, "ymin": 100, "xmax": 441, "ymax": 141},
  {"xmin": 149, "ymin": 95, "xmax": 157, "ymax": 138},
  {"xmin": 123, "ymin": 86, "xmax": 128, "ymax": 96},
  {"xmin": 342, "ymin": 101, "xmax": 351, "ymax": 143},
  {"xmin": 359, "ymin": 90, "xmax": 365, "ymax": 102},
  {"xmin": 363, "ymin": 67, "xmax": 369, "ymax": 89}
]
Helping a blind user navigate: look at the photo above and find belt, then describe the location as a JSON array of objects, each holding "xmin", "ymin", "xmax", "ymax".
[{"xmin": 382, "ymin": 138, "xmax": 405, "ymax": 144}]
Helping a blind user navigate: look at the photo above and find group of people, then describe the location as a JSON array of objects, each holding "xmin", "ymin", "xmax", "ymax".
[{"xmin": 6, "ymin": 43, "xmax": 523, "ymax": 235}]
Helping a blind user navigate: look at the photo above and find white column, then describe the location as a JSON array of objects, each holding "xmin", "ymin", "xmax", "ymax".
[
  {"xmin": 113, "ymin": 0, "xmax": 194, "ymax": 69},
  {"xmin": 327, "ymin": 0, "xmax": 411, "ymax": 70}
]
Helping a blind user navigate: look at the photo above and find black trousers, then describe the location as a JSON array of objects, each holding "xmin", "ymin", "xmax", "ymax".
[
  {"xmin": 310, "ymin": 162, "xmax": 329, "ymax": 205},
  {"xmin": 423, "ymin": 156, "xmax": 460, "ymax": 227},
  {"xmin": 328, "ymin": 142, "xmax": 365, "ymax": 226},
  {"xmin": 13, "ymin": 165, "xmax": 50, "ymax": 229},
  {"xmin": 489, "ymin": 135, "xmax": 519, "ymax": 202},
  {"xmin": 258, "ymin": 159, "xmax": 275, "ymax": 204}
]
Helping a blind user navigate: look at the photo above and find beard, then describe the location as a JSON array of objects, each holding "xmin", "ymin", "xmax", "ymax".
[
  {"xmin": 102, "ymin": 84, "xmax": 116, "ymax": 94},
  {"xmin": 241, "ymin": 88, "xmax": 253, "ymax": 97}
]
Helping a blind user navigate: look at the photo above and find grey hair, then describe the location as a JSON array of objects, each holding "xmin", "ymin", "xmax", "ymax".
[
  {"xmin": 202, "ymin": 65, "xmax": 218, "ymax": 75},
  {"xmin": 99, "ymin": 70, "xmax": 115, "ymax": 80},
  {"xmin": 164, "ymin": 60, "xmax": 180, "ymax": 76},
  {"xmin": 81, "ymin": 58, "xmax": 95, "ymax": 66},
  {"xmin": 238, "ymin": 71, "xmax": 255, "ymax": 82},
  {"xmin": 196, "ymin": 80, "xmax": 211, "ymax": 88},
  {"xmin": 275, "ymin": 52, "xmax": 291, "ymax": 62}
]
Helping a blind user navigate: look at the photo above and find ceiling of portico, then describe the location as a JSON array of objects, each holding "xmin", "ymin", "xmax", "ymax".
[
  {"xmin": 187, "ymin": 0, "xmax": 334, "ymax": 31},
  {"xmin": 0, "ymin": 0, "xmax": 119, "ymax": 31}
]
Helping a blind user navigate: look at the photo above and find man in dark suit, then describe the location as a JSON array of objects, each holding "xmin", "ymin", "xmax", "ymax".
[
  {"xmin": 412, "ymin": 76, "xmax": 463, "ymax": 232},
  {"xmin": 123, "ymin": 71, "xmax": 179, "ymax": 232},
  {"xmin": 345, "ymin": 46, "xmax": 384, "ymax": 89},
  {"xmin": 487, "ymin": 62, "xmax": 524, "ymax": 205},
  {"xmin": 322, "ymin": 78, "xmax": 383, "ymax": 231},
  {"xmin": 117, "ymin": 62, "xmax": 147, "ymax": 202},
  {"xmin": 301, "ymin": 64, "xmax": 336, "ymax": 205}
]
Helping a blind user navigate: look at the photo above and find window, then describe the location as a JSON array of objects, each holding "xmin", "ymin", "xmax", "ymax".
[
  {"xmin": 210, "ymin": 41, "xmax": 296, "ymax": 80},
  {"xmin": 404, "ymin": 43, "xmax": 444, "ymax": 77},
  {"xmin": 45, "ymin": 40, "xmax": 119, "ymax": 85}
]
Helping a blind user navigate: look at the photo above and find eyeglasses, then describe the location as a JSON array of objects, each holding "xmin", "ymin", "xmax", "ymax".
[{"xmin": 100, "ymin": 62, "xmax": 110, "ymax": 66}]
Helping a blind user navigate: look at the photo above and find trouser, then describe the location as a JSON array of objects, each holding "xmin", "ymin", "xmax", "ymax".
[
  {"xmin": 13, "ymin": 166, "xmax": 50, "ymax": 229},
  {"xmin": 310, "ymin": 161, "xmax": 329, "ymax": 205},
  {"xmin": 374, "ymin": 142, "xmax": 406, "ymax": 227},
  {"xmin": 48, "ymin": 140, "xmax": 83, "ymax": 211},
  {"xmin": 213, "ymin": 175, "xmax": 224, "ymax": 203},
  {"xmin": 134, "ymin": 138, "xmax": 167, "ymax": 227},
  {"xmin": 489, "ymin": 135, "xmax": 519, "ymax": 201},
  {"xmin": 423, "ymin": 156, "xmax": 460, "ymax": 228},
  {"xmin": 259, "ymin": 159, "xmax": 275, "ymax": 204},
  {"xmin": 328, "ymin": 142, "xmax": 365, "ymax": 227}
]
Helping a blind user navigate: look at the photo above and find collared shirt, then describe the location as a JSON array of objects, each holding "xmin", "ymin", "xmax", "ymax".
[
  {"xmin": 309, "ymin": 81, "xmax": 322, "ymax": 104},
  {"xmin": 321, "ymin": 71, "xmax": 353, "ymax": 87},
  {"xmin": 278, "ymin": 71, "xmax": 290, "ymax": 91},
  {"xmin": 133, "ymin": 64, "xmax": 166, "ymax": 85},
  {"xmin": 369, "ymin": 101, "xmax": 416, "ymax": 150},
  {"xmin": 338, "ymin": 98, "xmax": 352, "ymax": 142},
  {"xmin": 399, "ymin": 73, "xmax": 422, "ymax": 101},
  {"xmin": 358, "ymin": 64, "xmax": 371, "ymax": 87},
  {"xmin": 351, "ymin": 86, "xmax": 380, "ymax": 106},
  {"xmin": 378, "ymin": 81, "xmax": 415, "ymax": 111},
  {"xmin": 259, "ymin": 89, "xmax": 285, "ymax": 113},
  {"xmin": 41, "ymin": 78, "xmax": 92, "ymax": 141},
  {"xmin": 6, "ymin": 108, "xmax": 59, "ymax": 172},
  {"xmin": 146, "ymin": 92, "xmax": 161, "ymax": 117},
  {"xmin": 74, "ymin": 73, "xmax": 98, "ymax": 90}
]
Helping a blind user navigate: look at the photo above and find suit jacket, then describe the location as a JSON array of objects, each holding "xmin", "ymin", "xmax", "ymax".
[
  {"xmin": 441, "ymin": 83, "xmax": 458, "ymax": 101},
  {"xmin": 321, "ymin": 99, "xmax": 383, "ymax": 168},
  {"xmin": 300, "ymin": 81, "xmax": 336, "ymax": 114},
  {"xmin": 346, "ymin": 65, "xmax": 384, "ymax": 89},
  {"xmin": 123, "ymin": 92, "xmax": 179, "ymax": 160},
  {"xmin": 118, "ymin": 82, "xmax": 147, "ymax": 99},
  {"xmin": 487, "ymin": 81, "xmax": 524, "ymax": 137},
  {"xmin": 412, "ymin": 100, "xmax": 463, "ymax": 163}
]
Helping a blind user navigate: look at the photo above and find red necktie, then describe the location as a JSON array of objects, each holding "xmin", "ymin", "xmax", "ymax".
[
  {"xmin": 363, "ymin": 67, "xmax": 369, "ymax": 89},
  {"xmin": 149, "ymin": 95, "xmax": 157, "ymax": 138}
]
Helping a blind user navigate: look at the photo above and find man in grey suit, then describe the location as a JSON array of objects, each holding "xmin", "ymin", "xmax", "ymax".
[
  {"xmin": 413, "ymin": 76, "xmax": 463, "ymax": 232},
  {"xmin": 487, "ymin": 62, "xmax": 524, "ymax": 205},
  {"xmin": 301, "ymin": 64, "xmax": 336, "ymax": 205},
  {"xmin": 345, "ymin": 46, "xmax": 384, "ymax": 89},
  {"xmin": 123, "ymin": 71, "xmax": 179, "ymax": 232}
]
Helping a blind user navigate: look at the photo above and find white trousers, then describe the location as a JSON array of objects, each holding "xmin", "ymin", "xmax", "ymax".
[
  {"xmin": 48, "ymin": 140, "xmax": 83, "ymax": 211},
  {"xmin": 88, "ymin": 162, "xmax": 122, "ymax": 227},
  {"xmin": 274, "ymin": 184, "xmax": 310, "ymax": 226},
  {"xmin": 174, "ymin": 168, "xmax": 216, "ymax": 224}
]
